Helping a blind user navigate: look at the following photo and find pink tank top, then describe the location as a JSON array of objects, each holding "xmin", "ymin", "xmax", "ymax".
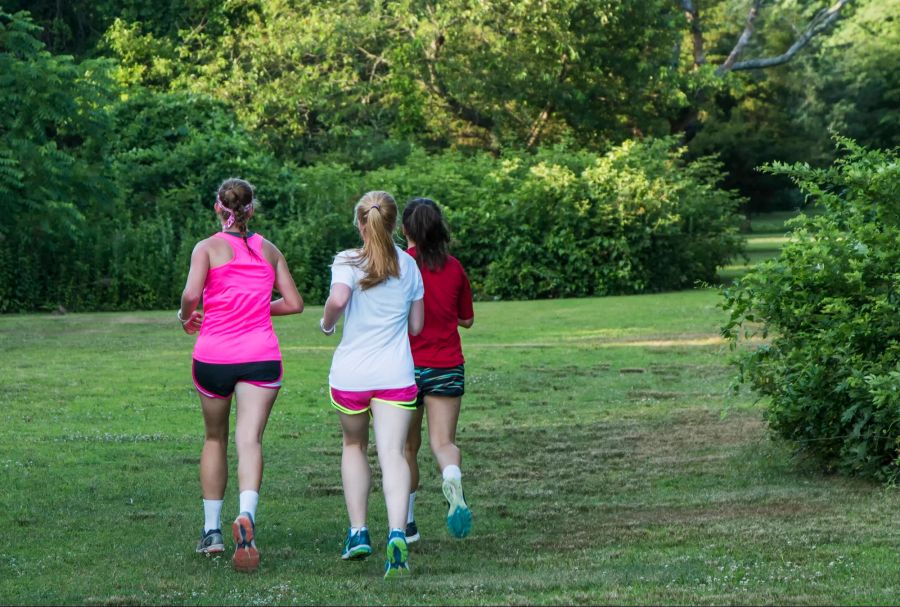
[{"xmin": 193, "ymin": 232, "xmax": 281, "ymax": 364}]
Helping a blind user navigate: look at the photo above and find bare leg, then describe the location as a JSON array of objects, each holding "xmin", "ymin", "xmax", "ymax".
[
  {"xmin": 425, "ymin": 395, "xmax": 462, "ymax": 471},
  {"xmin": 339, "ymin": 412, "xmax": 371, "ymax": 528},
  {"xmin": 233, "ymin": 383, "xmax": 278, "ymax": 492},
  {"xmin": 200, "ymin": 394, "xmax": 232, "ymax": 499},
  {"xmin": 404, "ymin": 406, "xmax": 424, "ymax": 493},
  {"xmin": 371, "ymin": 402, "xmax": 414, "ymax": 530}
]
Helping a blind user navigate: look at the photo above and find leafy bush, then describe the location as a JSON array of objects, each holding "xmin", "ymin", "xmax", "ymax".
[
  {"xmin": 722, "ymin": 139, "xmax": 900, "ymax": 482},
  {"xmin": 0, "ymin": 10, "xmax": 117, "ymax": 312},
  {"xmin": 371, "ymin": 139, "xmax": 744, "ymax": 300},
  {"xmin": 0, "ymin": 14, "xmax": 744, "ymax": 313}
]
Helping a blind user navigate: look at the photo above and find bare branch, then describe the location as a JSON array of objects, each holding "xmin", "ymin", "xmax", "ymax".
[
  {"xmin": 719, "ymin": 0, "xmax": 853, "ymax": 73},
  {"xmin": 718, "ymin": 0, "xmax": 763, "ymax": 72},
  {"xmin": 524, "ymin": 55, "xmax": 570, "ymax": 149},
  {"xmin": 679, "ymin": 0, "xmax": 706, "ymax": 68}
]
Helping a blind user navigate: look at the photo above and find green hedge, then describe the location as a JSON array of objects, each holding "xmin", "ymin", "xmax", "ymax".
[
  {"xmin": 364, "ymin": 140, "xmax": 744, "ymax": 301},
  {"xmin": 723, "ymin": 139, "xmax": 900, "ymax": 481},
  {"xmin": 1, "ymin": 10, "xmax": 745, "ymax": 312}
]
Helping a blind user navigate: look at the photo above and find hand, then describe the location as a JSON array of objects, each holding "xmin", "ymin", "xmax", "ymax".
[
  {"xmin": 320, "ymin": 317, "xmax": 336, "ymax": 336},
  {"xmin": 179, "ymin": 309, "xmax": 203, "ymax": 334}
]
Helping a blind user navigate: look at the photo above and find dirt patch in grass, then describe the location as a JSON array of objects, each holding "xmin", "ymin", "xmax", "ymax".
[
  {"xmin": 628, "ymin": 389, "xmax": 681, "ymax": 400},
  {"xmin": 109, "ymin": 315, "xmax": 169, "ymax": 325},
  {"xmin": 468, "ymin": 408, "xmax": 775, "ymax": 541}
]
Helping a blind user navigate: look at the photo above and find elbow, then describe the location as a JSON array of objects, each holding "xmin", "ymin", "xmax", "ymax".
[
  {"xmin": 292, "ymin": 297, "xmax": 305, "ymax": 314},
  {"xmin": 181, "ymin": 289, "xmax": 201, "ymax": 308},
  {"xmin": 329, "ymin": 294, "xmax": 350, "ymax": 311},
  {"xmin": 409, "ymin": 316, "xmax": 424, "ymax": 336},
  {"xmin": 459, "ymin": 317, "xmax": 474, "ymax": 329}
]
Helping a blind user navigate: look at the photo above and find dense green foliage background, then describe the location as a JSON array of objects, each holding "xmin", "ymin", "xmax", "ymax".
[
  {"xmin": 1, "ymin": 1, "xmax": 897, "ymax": 312},
  {"xmin": 723, "ymin": 141, "xmax": 900, "ymax": 481}
]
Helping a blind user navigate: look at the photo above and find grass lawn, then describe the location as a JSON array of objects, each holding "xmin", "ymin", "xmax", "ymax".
[
  {"xmin": 717, "ymin": 234, "xmax": 790, "ymax": 282},
  {"xmin": 1, "ymin": 290, "xmax": 898, "ymax": 605},
  {"xmin": 717, "ymin": 209, "xmax": 809, "ymax": 282}
]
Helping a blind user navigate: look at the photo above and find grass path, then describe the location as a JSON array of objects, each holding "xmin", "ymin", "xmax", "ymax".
[{"xmin": 1, "ymin": 290, "xmax": 897, "ymax": 605}]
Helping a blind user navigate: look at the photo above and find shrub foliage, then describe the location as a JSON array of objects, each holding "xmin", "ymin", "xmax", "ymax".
[
  {"xmin": 0, "ymin": 10, "xmax": 744, "ymax": 312},
  {"xmin": 722, "ymin": 139, "xmax": 900, "ymax": 481}
]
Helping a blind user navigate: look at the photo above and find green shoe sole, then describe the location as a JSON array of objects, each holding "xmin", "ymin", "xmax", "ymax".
[
  {"xmin": 442, "ymin": 478, "xmax": 472, "ymax": 538},
  {"xmin": 383, "ymin": 536, "xmax": 410, "ymax": 579}
]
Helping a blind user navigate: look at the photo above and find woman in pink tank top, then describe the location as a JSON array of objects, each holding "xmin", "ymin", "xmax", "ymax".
[{"xmin": 177, "ymin": 178, "xmax": 303, "ymax": 572}]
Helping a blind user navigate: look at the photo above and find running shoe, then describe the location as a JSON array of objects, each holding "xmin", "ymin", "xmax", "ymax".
[
  {"xmin": 405, "ymin": 520, "xmax": 420, "ymax": 544},
  {"xmin": 195, "ymin": 528, "xmax": 225, "ymax": 555},
  {"xmin": 341, "ymin": 528, "xmax": 372, "ymax": 560},
  {"xmin": 231, "ymin": 512, "xmax": 259, "ymax": 573},
  {"xmin": 442, "ymin": 477, "xmax": 472, "ymax": 538},
  {"xmin": 383, "ymin": 529, "xmax": 410, "ymax": 579}
]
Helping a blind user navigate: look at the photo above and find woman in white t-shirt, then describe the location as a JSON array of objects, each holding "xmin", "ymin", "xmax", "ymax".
[{"xmin": 320, "ymin": 190, "xmax": 425, "ymax": 579}]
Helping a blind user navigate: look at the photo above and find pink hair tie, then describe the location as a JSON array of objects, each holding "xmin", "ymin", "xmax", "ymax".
[
  {"xmin": 215, "ymin": 196, "xmax": 236, "ymax": 230},
  {"xmin": 215, "ymin": 196, "xmax": 254, "ymax": 230}
]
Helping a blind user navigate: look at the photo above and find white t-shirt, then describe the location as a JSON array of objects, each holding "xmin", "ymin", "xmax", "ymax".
[{"xmin": 328, "ymin": 245, "xmax": 425, "ymax": 391}]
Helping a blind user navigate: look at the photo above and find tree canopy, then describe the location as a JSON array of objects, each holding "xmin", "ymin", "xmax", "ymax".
[{"xmin": 1, "ymin": 1, "xmax": 897, "ymax": 311}]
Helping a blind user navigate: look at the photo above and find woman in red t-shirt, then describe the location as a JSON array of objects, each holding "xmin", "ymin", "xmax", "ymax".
[{"xmin": 401, "ymin": 198, "xmax": 475, "ymax": 542}]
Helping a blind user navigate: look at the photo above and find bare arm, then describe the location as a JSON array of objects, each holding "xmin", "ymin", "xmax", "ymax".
[
  {"xmin": 269, "ymin": 246, "xmax": 304, "ymax": 316},
  {"xmin": 408, "ymin": 299, "xmax": 424, "ymax": 336},
  {"xmin": 178, "ymin": 241, "xmax": 209, "ymax": 334},
  {"xmin": 458, "ymin": 317, "xmax": 474, "ymax": 329},
  {"xmin": 321, "ymin": 283, "xmax": 352, "ymax": 334}
]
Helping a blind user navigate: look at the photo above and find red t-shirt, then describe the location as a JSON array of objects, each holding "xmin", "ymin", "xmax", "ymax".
[{"xmin": 406, "ymin": 247, "xmax": 474, "ymax": 368}]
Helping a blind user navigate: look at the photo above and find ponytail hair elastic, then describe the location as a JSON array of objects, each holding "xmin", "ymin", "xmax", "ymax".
[{"xmin": 215, "ymin": 195, "xmax": 254, "ymax": 230}]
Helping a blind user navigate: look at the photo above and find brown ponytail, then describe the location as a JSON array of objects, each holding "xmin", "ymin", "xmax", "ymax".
[
  {"xmin": 353, "ymin": 191, "xmax": 400, "ymax": 290},
  {"xmin": 216, "ymin": 178, "xmax": 258, "ymax": 259}
]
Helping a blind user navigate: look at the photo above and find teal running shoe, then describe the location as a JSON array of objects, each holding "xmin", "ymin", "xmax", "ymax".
[
  {"xmin": 442, "ymin": 477, "xmax": 472, "ymax": 538},
  {"xmin": 342, "ymin": 528, "xmax": 372, "ymax": 561},
  {"xmin": 383, "ymin": 529, "xmax": 410, "ymax": 579}
]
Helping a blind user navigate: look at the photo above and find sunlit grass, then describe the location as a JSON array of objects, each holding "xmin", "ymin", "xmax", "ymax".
[{"xmin": 718, "ymin": 211, "xmax": 795, "ymax": 283}]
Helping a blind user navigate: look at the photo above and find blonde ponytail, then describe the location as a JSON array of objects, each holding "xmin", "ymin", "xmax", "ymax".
[{"xmin": 353, "ymin": 191, "xmax": 400, "ymax": 290}]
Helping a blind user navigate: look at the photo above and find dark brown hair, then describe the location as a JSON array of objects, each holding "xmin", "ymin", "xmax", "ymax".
[
  {"xmin": 216, "ymin": 177, "xmax": 257, "ymax": 258},
  {"xmin": 402, "ymin": 198, "xmax": 449, "ymax": 271}
]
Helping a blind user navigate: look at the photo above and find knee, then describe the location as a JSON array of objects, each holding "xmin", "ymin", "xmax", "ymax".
[
  {"xmin": 234, "ymin": 432, "xmax": 261, "ymax": 452},
  {"xmin": 342, "ymin": 436, "xmax": 368, "ymax": 451},
  {"xmin": 205, "ymin": 428, "xmax": 228, "ymax": 444},
  {"xmin": 428, "ymin": 431, "xmax": 455, "ymax": 452},
  {"xmin": 405, "ymin": 433, "xmax": 422, "ymax": 456},
  {"xmin": 380, "ymin": 444, "xmax": 408, "ymax": 463}
]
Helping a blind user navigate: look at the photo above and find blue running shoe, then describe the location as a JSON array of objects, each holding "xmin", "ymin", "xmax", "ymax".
[
  {"xmin": 196, "ymin": 528, "xmax": 225, "ymax": 555},
  {"xmin": 442, "ymin": 477, "xmax": 472, "ymax": 538},
  {"xmin": 405, "ymin": 520, "xmax": 419, "ymax": 544},
  {"xmin": 342, "ymin": 528, "xmax": 372, "ymax": 561},
  {"xmin": 383, "ymin": 529, "xmax": 409, "ymax": 579},
  {"xmin": 231, "ymin": 512, "xmax": 259, "ymax": 573}
]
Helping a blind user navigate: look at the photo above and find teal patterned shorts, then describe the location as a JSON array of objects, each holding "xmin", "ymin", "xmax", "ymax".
[{"xmin": 414, "ymin": 364, "xmax": 465, "ymax": 406}]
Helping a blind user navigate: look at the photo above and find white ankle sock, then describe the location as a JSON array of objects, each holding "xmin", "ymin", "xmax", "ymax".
[
  {"xmin": 239, "ymin": 490, "xmax": 259, "ymax": 521},
  {"xmin": 203, "ymin": 499, "xmax": 223, "ymax": 532},
  {"xmin": 407, "ymin": 491, "xmax": 417, "ymax": 524},
  {"xmin": 442, "ymin": 465, "xmax": 462, "ymax": 482}
]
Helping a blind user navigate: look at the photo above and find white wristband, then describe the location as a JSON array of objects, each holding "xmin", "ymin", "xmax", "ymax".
[
  {"xmin": 177, "ymin": 309, "xmax": 188, "ymax": 325},
  {"xmin": 320, "ymin": 318, "xmax": 336, "ymax": 335}
]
